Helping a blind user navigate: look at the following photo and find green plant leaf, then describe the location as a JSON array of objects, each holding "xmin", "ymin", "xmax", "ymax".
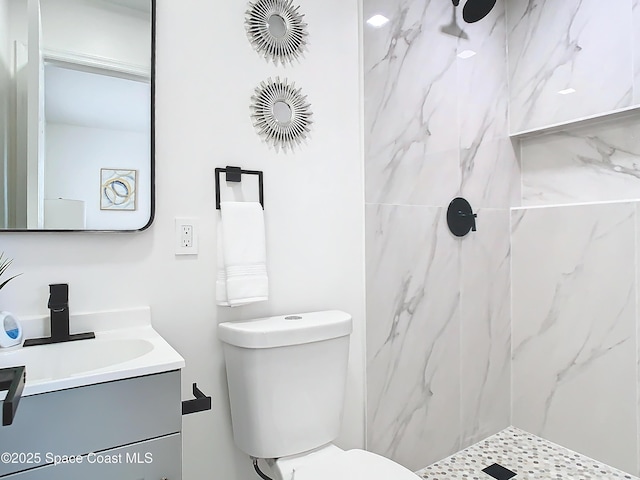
[
  {"xmin": 0, "ymin": 253, "xmax": 20, "ymax": 291},
  {"xmin": 0, "ymin": 259, "xmax": 13, "ymax": 277},
  {"xmin": 0, "ymin": 273, "xmax": 21, "ymax": 290}
]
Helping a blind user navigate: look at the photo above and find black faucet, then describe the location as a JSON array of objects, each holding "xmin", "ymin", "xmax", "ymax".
[
  {"xmin": 23, "ymin": 284, "xmax": 95, "ymax": 347},
  {"xmin": 48, "ymin": 283, "xmax": 73, "ymax": 342}
]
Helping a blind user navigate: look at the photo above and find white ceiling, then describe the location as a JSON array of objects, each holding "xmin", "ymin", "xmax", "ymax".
[{"xmin": 45, "ymin": 64, "xmax": 150, "ymax": 132}]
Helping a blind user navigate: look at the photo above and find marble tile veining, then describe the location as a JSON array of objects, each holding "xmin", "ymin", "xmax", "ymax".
[
  {"xmin": 364, "ymin": 0, "xmax": 515, "ymax": 471},
  {"xmin": 456, "ymin": 0, "xmax": 520, "ymax": 210},
  {"xmin": 460, "ymin": 209, "xmax": 511, "ymax": 447},
  {"xmin": 416, "ymin": 426, "xmax": 639, "ymax": 479},
  {"xmin": 364, "ymin": 0, "xmax": 518, "ymax": 210},
  {"xmin": 365, "ymin": 147, "xmax": 461, "ymax": 207},
  {"xmin": 364, "ymin": 0, "xmax": 459, "ymax": 205},
  {"xmin": 511, "ymin": 202, "xmax": 638, "ymax": 473},
  {"xmin": 507, "ymin": 0, "xmax": 633, "ymax": 133},
  {"xmin": 456, "ymin": 0, "xmax": 508, "ymax": 149},
  {"xmin": 366, "ymin": 204, "xmax": 460, "ymax": 471},
  {"xmin": 460, "ymin": 138, "xmax": 520, "ymax": 209},
  {"xmin": 521, "ymin": 115, "xmax": 640, "ymax": 206}
]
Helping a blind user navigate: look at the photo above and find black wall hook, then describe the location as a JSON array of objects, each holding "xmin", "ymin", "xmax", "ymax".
[{"xmin": 447, "ymin": 197, "xmax": 477, "ymax": 237}]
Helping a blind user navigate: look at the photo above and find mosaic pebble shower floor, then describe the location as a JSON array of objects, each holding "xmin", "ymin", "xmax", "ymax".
[{"xmin": 415, "ymin": 426, "xmax": 638, "ymax": 480}]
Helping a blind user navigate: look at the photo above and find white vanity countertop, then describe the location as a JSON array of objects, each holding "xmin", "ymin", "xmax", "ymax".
[{"xmin": 0, "ymin": 307, "xmax": 185, "ymax": 398}]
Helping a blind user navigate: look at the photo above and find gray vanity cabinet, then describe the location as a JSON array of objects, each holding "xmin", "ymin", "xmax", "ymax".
[
  {"xmin": 10, "ymin": 434, "xmax": 181, "ymax": 479},
  {"xmin": 0, "ymin": 370, "xmax": 182, "ymax": 479}
]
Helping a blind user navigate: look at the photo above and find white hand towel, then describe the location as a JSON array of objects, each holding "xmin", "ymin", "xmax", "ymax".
[
  {"xmin": 216, "ymin": 223, "xmax": 229, "ymax": 306},
  {"xmin": 216, "ymin": 201, "xmax": 268, "ymax": 307}
]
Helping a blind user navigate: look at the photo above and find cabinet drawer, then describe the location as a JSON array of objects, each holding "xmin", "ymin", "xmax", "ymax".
[
  {"xmin": 0, "ymin": 370, "xmax": 181, "ymax": 476},
  {"xmin": 8, "ymin": 433, "xmax": 181, "ymax": 480}
]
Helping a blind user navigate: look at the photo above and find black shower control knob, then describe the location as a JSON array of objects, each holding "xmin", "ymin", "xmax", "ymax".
[{"xmin": 447, "ymin": 197, "xmax": 477, "ymax": 237}]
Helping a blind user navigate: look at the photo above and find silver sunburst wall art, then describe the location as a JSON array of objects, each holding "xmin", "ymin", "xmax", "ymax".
[
  {"xmin": 245, "ymin": 0, "xmax": 308, "ymax": 65},
  {"xmin": 250, "ymin": 77, "xmax": 313, "ymax": 152}
]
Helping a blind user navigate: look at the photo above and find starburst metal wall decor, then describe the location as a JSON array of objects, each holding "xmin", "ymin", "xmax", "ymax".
[
  {"xmin": 245, "ymin": 0, "xmax": 308, "ymax": 65},
  {"xmin": 250, "ymin": 77, "xmax": 313, "ymax": 152}
]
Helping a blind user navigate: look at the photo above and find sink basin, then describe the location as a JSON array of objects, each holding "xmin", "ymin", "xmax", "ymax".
[
  {"xmin": 0, "ymin": 307, "xmax": 185, "ymax": 397},
  {"xmin": 0, "ymin": 338, "xmax": 154, "ymax": 382}
]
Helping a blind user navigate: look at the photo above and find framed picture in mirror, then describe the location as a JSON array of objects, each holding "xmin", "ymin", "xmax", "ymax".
[{"xmin": 100, "ymin": 169, "xmax": 137, "ymax": 211}]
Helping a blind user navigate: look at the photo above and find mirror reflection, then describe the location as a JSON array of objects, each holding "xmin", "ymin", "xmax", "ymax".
[
  {"xmin": 0, "ymin": 0, "xmax": 153, "ymax": 231},
  {"xmin": 267, "ymin": 14, "xmax": 287, "ymax": 39},
  {"xmin": 272, "ymin": 100, "xmax": 292, "ymax": 125}
]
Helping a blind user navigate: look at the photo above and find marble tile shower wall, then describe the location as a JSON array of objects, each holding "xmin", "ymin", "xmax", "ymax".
[
  {"xmin": 507, "ymin": 0, "xmax": 637, "ymax": 134},
  {"xmin": 521, "ymin": 116, "xmax": 640, "ymax": 206},
  {"xmin": 509, "ymin": 1, "xmax": 640, "ymax": 476},
  {"xmin": 366, "ymin": 0, "xmax": 640, "ymax": 474},
  {"xmin": 363, "ymin": 0, "xmax": 518, "ymax": 471},
  {"xmin": 510, "ymin": 202, "xmax": 638, "ymax": 474},
  {"xmin": 509, "ymin": 0, "xmax": 640, "ymax": 207}
]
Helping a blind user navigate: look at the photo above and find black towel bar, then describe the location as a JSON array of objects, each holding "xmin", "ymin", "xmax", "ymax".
[{"xmin": 215, "ymin": 166, "xmax": 264, "ymax": 210}]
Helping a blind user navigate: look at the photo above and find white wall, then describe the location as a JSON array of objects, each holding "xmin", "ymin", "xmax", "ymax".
[
  {"xmin": 0, "ymin": 2, "xmax": 364, "ymax": 480},
  {"xmin": 45, "ymin": 123, "xmax": 150, "ymax": 230},
  {"xmin": 0, "ymin": 0, "xmax": 9, "ymax": 226}
]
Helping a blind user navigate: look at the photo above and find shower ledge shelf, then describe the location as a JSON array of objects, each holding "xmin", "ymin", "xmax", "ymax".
[{"xmin": 509, "ymin": 104, "xmax": 640, "ymax": 139}]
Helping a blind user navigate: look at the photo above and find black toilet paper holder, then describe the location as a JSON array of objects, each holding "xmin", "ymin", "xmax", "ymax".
[
  {"xmin": 181, "ymin": 383, "xmax": 211, "ymax": 415},
  {"xmin": 0, "ymin": 365, "xmax": 25, "ymax": 426}
]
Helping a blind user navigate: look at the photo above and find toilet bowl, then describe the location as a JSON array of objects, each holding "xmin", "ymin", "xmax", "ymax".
[
  {"xmin": 218, "ymin": 311, "xmax": 419, "ymax": 479},
  {"xmin": 270, "ymin": 444, "xmax": 418, "ymax": 480}
]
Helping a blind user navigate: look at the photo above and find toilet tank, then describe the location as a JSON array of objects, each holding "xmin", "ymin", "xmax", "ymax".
[{"xmin": 218, "ymin": 311, "xmax": 353, "ymax": 459}]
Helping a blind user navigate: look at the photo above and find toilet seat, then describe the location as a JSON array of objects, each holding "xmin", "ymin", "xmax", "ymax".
[{"xmin": 290, "ymin": 449, "xmax": 419, "ymax": 480}]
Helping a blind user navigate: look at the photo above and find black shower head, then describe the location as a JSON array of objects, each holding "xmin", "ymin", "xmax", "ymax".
[{"xmin": 461, "ymin": 0, "xmax": 497, "ymax": 23}]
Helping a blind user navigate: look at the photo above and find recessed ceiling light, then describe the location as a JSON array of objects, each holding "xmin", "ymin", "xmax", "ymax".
[
  {"xmin": 366, "ymin": 14, "xmax": 390, "ymax": 27},
  {"xmin": 558, "ymin": 88, "xmax": 576, "ymax": 95},
  {"xmin": 457, "ymin": 49, "xmax": 477, "ymax": 59}
]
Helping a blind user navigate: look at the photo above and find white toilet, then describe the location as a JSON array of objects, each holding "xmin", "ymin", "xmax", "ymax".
[{"xmin": 218, "ymin": 310, "xmax": 419, "ymax": 480}]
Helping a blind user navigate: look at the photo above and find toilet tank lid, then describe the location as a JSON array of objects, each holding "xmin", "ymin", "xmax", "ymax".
[{"xmin": 217, "ymin": 310, "xmax": 352, "ymax": 349}]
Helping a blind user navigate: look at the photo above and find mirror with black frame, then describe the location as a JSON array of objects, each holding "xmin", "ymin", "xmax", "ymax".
[{"xmin": 0, "ymin": 0, "xmax": 154, "ymax": 231}]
